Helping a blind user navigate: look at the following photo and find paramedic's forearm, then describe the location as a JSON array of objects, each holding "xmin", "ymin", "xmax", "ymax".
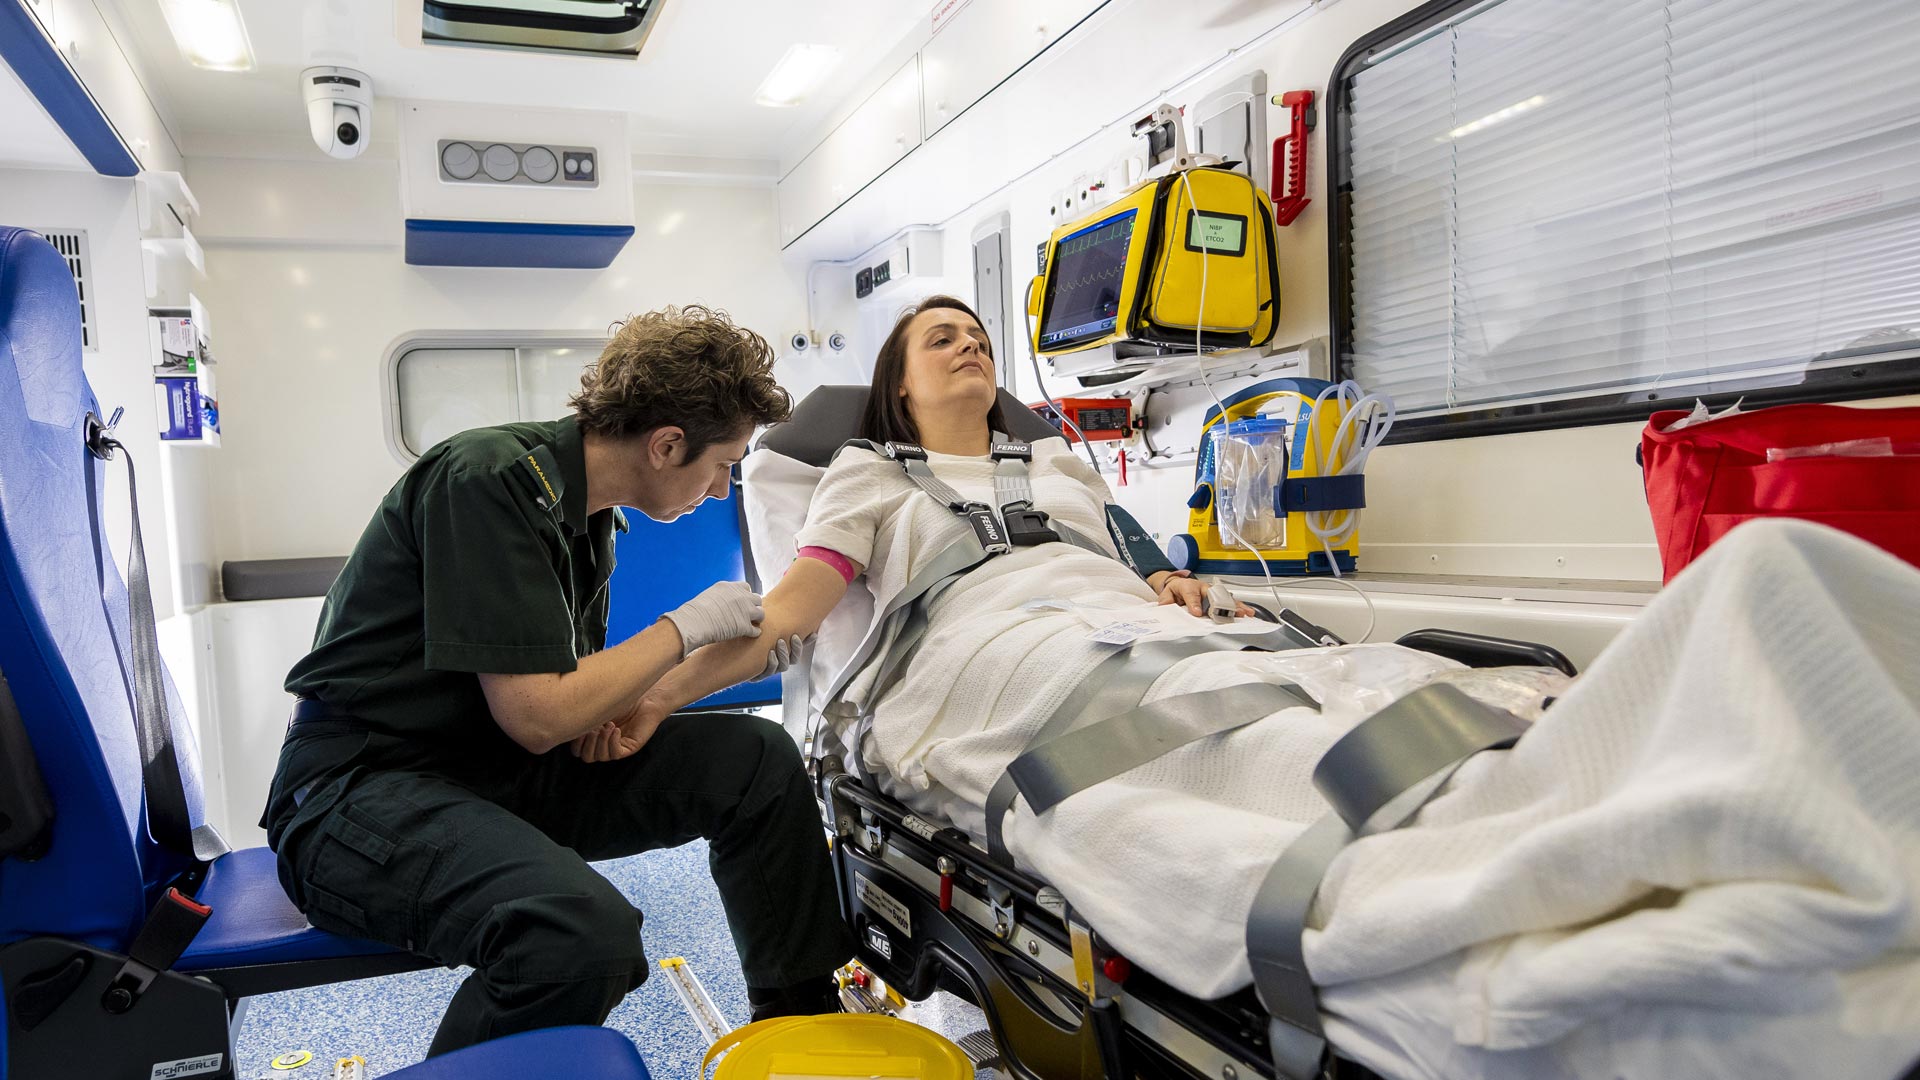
[
  {"xmin": 644, "ymin": 558, "xmax": 851, "ymax": 716},
  {"xmin": 479, "ymin": 619, "xmax": 684, "ymax": 753}
]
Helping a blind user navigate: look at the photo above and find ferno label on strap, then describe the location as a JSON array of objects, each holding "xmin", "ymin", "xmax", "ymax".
[{"xmin": 1639, "ymin": 402, "xmax": 1920, "ymax": 582}]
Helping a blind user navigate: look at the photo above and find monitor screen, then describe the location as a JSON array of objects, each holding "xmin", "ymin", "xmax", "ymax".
[{"xmin": 1038, "ymin": 208, "xmax": 1138, "ymax": 351}]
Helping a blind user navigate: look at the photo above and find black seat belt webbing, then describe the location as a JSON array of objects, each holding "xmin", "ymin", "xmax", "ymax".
[
  {"xmin": 102, "ymin": 887, "xmax": 213, "ymax": 1013},
  {"xmin": 85, "ymin": 412, "xmax": 228, "ymax": 863}
]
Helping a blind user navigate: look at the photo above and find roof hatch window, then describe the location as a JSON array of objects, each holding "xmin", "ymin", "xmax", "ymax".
[{"xmin": 422, "ymin": 0, "xmax": 667, "ymax": 59}]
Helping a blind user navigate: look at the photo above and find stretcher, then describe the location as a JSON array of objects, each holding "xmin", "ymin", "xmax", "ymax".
[
  {"xmin": 746, "ymin": 386, "xmax": 1586, "ymax": 1080},
  {"xmin": 808, "ymin": 629, "xmax": 1561, "ymax": 1080}
]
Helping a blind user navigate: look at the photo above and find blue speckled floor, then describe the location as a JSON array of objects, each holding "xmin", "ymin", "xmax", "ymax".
[{"xmin": 231, "ymin": 840, "xmax": 989, "ymax": 1079}]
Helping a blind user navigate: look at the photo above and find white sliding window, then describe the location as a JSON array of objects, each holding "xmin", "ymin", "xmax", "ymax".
[
  {"xmin": 390, "ymin": 339, "xmax": 599, "ymax": 458},
  {"xmin": 1336, "ymin": 0, "xmax": 1920, "ymax": 437}
]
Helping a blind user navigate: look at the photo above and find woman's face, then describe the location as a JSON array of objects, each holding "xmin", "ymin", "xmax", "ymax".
[{"xmin": 897, "ymin": 307, "xmax": 997, "ymax": 423}]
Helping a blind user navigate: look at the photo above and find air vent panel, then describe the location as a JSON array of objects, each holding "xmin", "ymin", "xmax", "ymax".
[{"xmin": 31, "ymin": 229, "xmax": 96, "ymax": 352}]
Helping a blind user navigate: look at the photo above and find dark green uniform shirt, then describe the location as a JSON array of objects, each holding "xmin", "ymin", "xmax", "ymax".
[{"xmin": 276, "ymin": 418, "xmax": 627, "ymax": 794}]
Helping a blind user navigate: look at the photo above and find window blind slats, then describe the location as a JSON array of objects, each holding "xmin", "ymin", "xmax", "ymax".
[{"xmin": 1345, "ymin": 0, "xmax": 1920, "ymax": 423}]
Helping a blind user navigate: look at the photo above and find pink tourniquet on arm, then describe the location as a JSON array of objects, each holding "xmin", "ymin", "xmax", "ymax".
[{"xmin": 796, "ymin": 546, "xmax": 856, "ymax": 583}]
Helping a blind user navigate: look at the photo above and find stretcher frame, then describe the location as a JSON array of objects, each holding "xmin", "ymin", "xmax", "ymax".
[{"xmin": 811, "ymin": 626, "xmax": 1575, "ymax": 1080}]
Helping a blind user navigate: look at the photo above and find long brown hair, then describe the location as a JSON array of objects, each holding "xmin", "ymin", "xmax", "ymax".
[{"xmin": 860, "ymin": 295, "xmax": 1009, "ymax": 446}]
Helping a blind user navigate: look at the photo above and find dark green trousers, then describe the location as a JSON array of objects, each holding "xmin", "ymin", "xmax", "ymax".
[{"xmin": 269, "ymin": 712, "xmax": 855, "ymax": 1056}]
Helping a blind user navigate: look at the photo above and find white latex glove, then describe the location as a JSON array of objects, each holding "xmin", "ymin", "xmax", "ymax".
[
  {"xmin": 755, "ymin": 634, "xmax": 809, "ymax": 681},
  {"xmin": 660, "ymin": 581, "xmax": 764, "ymax": 657}
]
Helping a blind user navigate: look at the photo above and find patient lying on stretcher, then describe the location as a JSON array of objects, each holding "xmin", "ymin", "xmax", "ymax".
[{"xmin": 629, "ymin": 297, "xmax": 1920, "ymax": 1078}]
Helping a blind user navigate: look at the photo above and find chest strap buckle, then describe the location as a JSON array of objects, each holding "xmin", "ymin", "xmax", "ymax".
[
  {"xmin": 964, "ymin": 506, "xmax": 1013, "ymax": 554},
  {"xmin": 1002, "ymin": 504, "xmax": 1060, "ymax": 546}
]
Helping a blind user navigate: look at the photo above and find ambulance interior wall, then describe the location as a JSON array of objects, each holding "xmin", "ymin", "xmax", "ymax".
[
  {"xmin": 801, "ymin": 0, "xmax": 1920, "ymax": 592},
  {"xmin": 181, "ymin": 151, "xmax": 804, "ymax": 845}
]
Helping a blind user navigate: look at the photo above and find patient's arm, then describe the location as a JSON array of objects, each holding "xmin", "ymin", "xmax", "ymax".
[{"xmin": 639, "ymin": 556, "xmax": 855, "ymax": 732}]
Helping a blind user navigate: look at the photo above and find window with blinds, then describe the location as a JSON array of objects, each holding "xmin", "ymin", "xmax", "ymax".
[{"xmin": 1332, "ymin": 0, "xmax": 1920, "ymax": 439}]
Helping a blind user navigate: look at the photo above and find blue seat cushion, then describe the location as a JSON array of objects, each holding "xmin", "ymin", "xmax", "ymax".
[
  {"xmin": 386, "ymin": 1026, "xmax": 650, "ymax": 1080},
  {"xmin": 176, "ymin": 846, "xmax": 399, "ymax": 969}
]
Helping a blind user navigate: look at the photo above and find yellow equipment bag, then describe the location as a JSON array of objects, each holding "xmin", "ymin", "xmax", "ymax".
[
  {"xmin": 1029, "ymin": 165, "xmax": 1280, "ymax": 359},
  {"xmin": 700, "ymin": 1015, "xmax": 971, "ymax": 1080}
]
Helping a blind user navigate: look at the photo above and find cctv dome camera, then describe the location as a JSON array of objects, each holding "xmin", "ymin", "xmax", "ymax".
[{"xmin": 302, "ymin": 66, "xmax": 372, "ymax": 160}]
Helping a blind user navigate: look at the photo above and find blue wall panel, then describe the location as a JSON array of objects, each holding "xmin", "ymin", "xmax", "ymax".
[{"xmin": 404, "ymin": 219, "xmax": 634, "ymax": 268}]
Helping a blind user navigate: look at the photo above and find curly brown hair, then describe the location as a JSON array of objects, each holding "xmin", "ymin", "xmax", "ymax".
[{"xmin": 570, "ymin": 305, "xmax": 792, "ymax": 458}]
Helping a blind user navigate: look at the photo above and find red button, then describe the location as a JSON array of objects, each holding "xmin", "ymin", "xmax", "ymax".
[
  {"xmin": 168, "ymin": 888, "xmax": 212, "ymax": 918},
  {"xmin": 1101, "ymin": 955, "xmax": 1131, "ymax": 984}
]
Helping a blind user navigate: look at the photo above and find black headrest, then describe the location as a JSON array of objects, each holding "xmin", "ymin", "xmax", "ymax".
[{"xmin": 757, "ymin": 385, "xmax": 1064, "ymax": 467}]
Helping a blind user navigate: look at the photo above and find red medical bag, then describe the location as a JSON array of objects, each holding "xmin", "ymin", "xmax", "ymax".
[{"xmin": 1639, "ymin": 402, "xmax": 1920, "ymax": 582}]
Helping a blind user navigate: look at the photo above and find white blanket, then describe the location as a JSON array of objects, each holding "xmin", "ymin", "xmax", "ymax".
[{"xmin": 858, "ymin": 522, "xmax": 1920, "ymax": 1074}]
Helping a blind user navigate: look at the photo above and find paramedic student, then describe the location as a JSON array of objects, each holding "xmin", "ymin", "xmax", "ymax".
[{"xmin": 261, "ymin": 306, "xmax": 855, "ymax": 1057}]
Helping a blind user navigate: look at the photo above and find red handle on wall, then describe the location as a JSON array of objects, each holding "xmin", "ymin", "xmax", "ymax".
[{"xmin": 1271, "ymin": 90, "xmax": 1315, "ymax": 227}]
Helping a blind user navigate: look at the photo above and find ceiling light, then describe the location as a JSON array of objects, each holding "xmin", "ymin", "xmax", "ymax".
[
  {"xmin": 754, "ymin": 44, "xmax": 841, "ymax": 108},
  {"xmin": 1446, "ymin": 95, "xmax": 1546, "ymax": 140},
  {"xmin": 157, "ymin": 0, "xmax": 256, "ymax": 72}
]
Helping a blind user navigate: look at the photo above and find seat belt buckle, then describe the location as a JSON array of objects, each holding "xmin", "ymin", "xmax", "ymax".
[
  {"xmin": 883, "ymin": 441, "xmax": 928, "ymax": 461},
  {"xmin": 990, "ymin": 440, "xmax": 1033, "ymax": 461},
  {"xmin": 963, "ymin": 506, "xmax": 1012, "ymax": 554},
  {"xmin": 1002, "ymin": 504, "xmax": 1060, "ymax": 547},
  {"xmin": 102, "ymin": 888, "xmax": 211, "ymax": 1014}
]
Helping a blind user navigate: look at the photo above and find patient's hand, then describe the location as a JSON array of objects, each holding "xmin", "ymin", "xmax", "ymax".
[
  {"xmin": 1155, "ymin": 574, "xmax": 1256, "ymax": 618},
  {"xmin": 570, "ymin": 695, "xmax": 670, "ymax": 763}
]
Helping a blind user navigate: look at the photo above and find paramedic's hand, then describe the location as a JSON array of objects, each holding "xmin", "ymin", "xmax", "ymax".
[
  {"xmin": 755, "ymin": 634, "xmax": 809, "ymax": 681},
  {"xmin": 1155, "ymin": 574, "xmax": 1256, "ymax": 618},
  {"xmin": 572, "ymin": 696, "xmax": 670, "ymax": 763},
  {"xmin": 659, "ymin": 581, "xmax": 764, "ymax": 658}
]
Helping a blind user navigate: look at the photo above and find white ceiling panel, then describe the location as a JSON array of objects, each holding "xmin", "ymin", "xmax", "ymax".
[{"xmin": 101, "ymin": 0, "xmax": 928, "ymax": 168}]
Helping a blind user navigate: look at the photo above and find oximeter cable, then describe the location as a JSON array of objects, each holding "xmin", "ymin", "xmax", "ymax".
[{"xmin": 1180, "ymin": 168, "xmax": 1379, "ymax": 642}]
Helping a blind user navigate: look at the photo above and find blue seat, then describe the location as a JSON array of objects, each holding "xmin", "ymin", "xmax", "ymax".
[
  {"xmin": 386, "ymin": 1027, "xmax": 650, "ymax": 1080},
  {"xmin": 0, "ymin": 226, "xmax": 440, "ymax": 1075}
]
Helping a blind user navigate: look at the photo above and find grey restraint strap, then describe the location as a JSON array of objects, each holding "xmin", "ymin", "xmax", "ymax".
[
  {"xmin": 817, "ymin": 530, "xmax": 995, "ymax": 720},
  {"xmin": 902, "ymin": 456, "xmax": 973, "ymax": 513},
  {"xmin": 991, "ymin": 442, "xmax": 1034, "ymax": 520},
  {"xmin": 984, "ymin": 644, "xmax": 1147, "ymax": 863},
  {"xmin": 990, "ymin": 437, "xmax": 1112, "ymax": 558},
  {"xmin": 984, "ymin": 625, "xmax": 1312, "ymax": 864},
  {"xmin": 1008, "ymin": 679, "xmax": 1316, "ymax": 818},
  {"xmin": 862, "ymin": 572, "xmax": 965, "ymax": 708},
  {"xmin": 1246, "ymin": 683, "xmax": 1530, "ymax": 1080}
]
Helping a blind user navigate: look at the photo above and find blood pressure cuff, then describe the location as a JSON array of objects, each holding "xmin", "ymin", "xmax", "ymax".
[{"xmin": 1104, "ymin": 504, "xmax": 1175, "ymax": 580}]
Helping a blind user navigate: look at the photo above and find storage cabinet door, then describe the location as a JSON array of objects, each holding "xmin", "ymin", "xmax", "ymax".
[
  {"xmin": 921, "ymin": 0, "xmax": 1106, "ymax": 137},
  {"xmin": 778, "ymin": 58, "xmax": 923, "ymax": 247}
]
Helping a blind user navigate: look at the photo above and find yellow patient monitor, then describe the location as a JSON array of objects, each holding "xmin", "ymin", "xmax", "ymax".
[{"xmin": 1029, "ymin": 164, "xmax": 1280, "ymax": 364}]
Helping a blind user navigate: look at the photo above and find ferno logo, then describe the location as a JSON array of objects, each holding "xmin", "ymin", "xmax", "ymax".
[{"xmin": 150, "ymin": 1054, "xmax": 224, "ymax": 1080}]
